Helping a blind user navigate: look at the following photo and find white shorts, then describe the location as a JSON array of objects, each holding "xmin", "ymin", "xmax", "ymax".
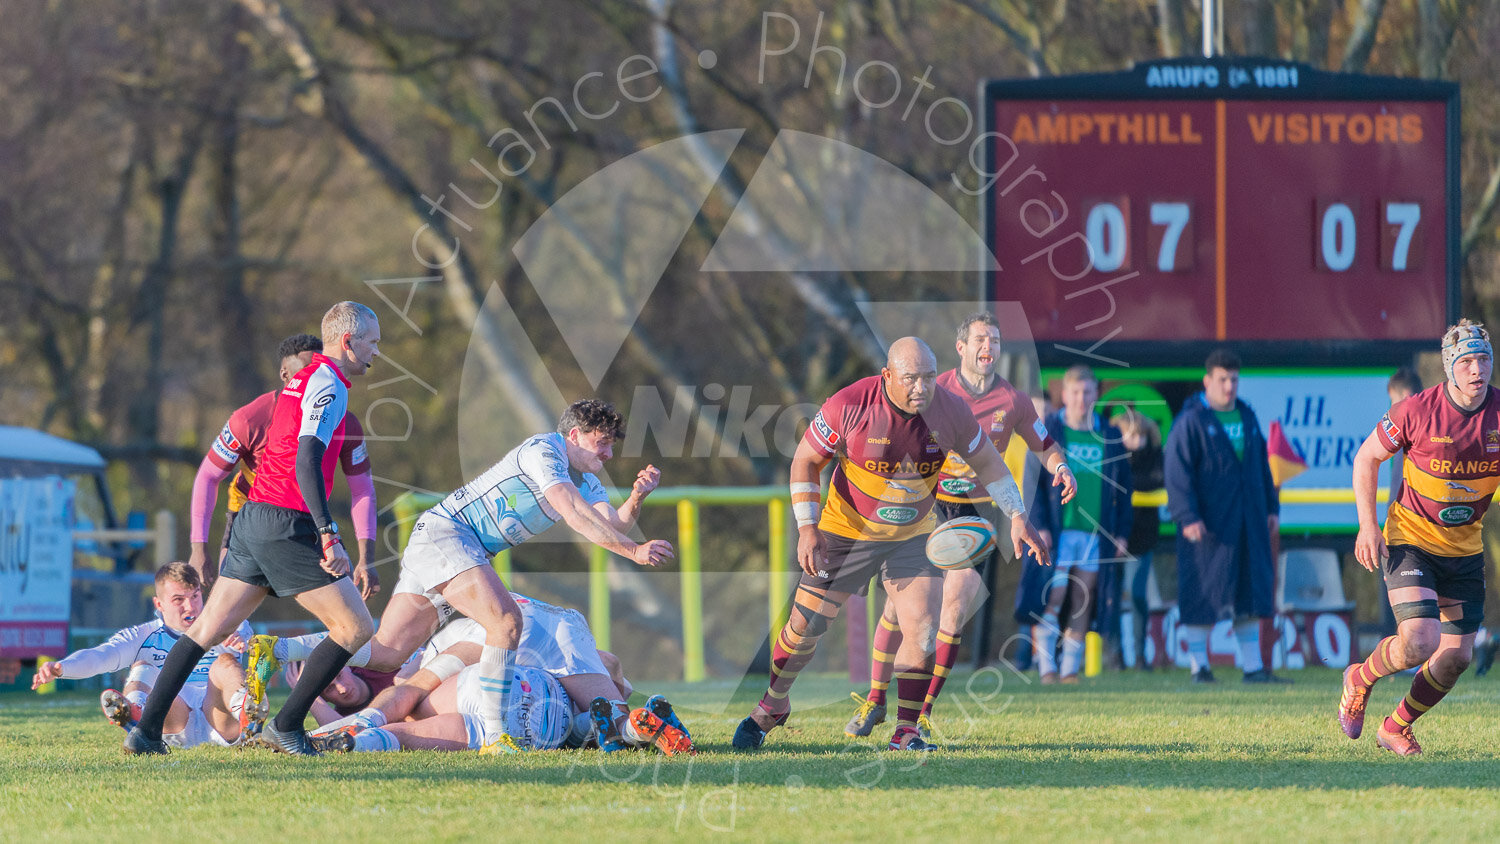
[
  {"xmin": 392, "ymin": 514, "xmax": 494, "ymax": 621},
  {"xmin": 1057, "ymin": 530, "xmax": 1101, "ymax": 573},
  {"xmin": 418, "ymin": 597, "xmax": 609, "ymax": 680},
  {"xmin": 162, "ymin": 682, "xmax": 234, "ymax": 749},
  {"xmin": 456, "ymin": 664, "xmax": 574, "ymax": 750}
]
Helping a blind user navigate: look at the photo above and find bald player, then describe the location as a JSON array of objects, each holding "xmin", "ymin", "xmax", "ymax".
[{"xmin": 734, "ymin": 337, "xmax": 1050, "ymax": 752}]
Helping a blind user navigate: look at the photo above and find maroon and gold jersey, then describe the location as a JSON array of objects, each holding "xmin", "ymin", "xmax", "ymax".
[
  {"xmin": 933, "ymin": 369, "xmax": 1053, "ymax": 504},
  {"xmin": 1376, "ymin": 383, "xmax": 1500, "ymax": 556},
  {"xmin": 804, "ymin": 376, "xmax": 986, "ymax": 541}
]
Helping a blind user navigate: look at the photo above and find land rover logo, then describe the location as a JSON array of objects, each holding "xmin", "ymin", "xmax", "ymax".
[
  {"xmin": 1438, "ymin": 505, "xmax": 1475, "ymax": 524},
  {"xmin": 876, "ymin": 506, "xmax": 919, "ymax": 524},
  {"xmin": 940, "ymin": 479, "xmax": 975, "ymax": 495}
]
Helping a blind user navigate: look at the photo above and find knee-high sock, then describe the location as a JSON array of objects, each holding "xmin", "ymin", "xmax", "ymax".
[
  {"xmin": 1351, "ymin": 635, "xmax": 1405, "ymax": 689},
  {"xmin": 1184, "ymin": 625, "xmax": 1211, "ymax": 673},
  {"xmin": 274, "ymin": 638, "xmax": 354, "ymax": 733},
  {"xmin": 278, "ymin": 633, "xmax": 371, "ymax": 668},
  {"xmin": 1059, "ymin": 635, "xmax": 1085, "ymax": 678},
  {"xmin": 868, "ymin": 615, "xmax": 903, "ymax": 706},
  {"xmin": 475, "ymin": 644, "xmax": 516, "ymax": 741},
  {"xmin": 1034, "ymin": 613, "xmax": 1060, "ymax": 675},
  {"xmin": 761, "ymin": 625, "xmax": 820, "ymax": 715},
  {"xmin": 1386, "ymin": 661, "xmax": 1454, "ymax": 731},
  {"xmin": 760, "ymin": 590, "xmax": 842, "ymax": 715},
  {"xmin": 1235, "ymin": 620, "xmax": 1263, "ymax": 673},
  {"xmin": 893, "ymin": 669, "xmax": 931, "ymax": 729},
  {"xmin": 921, "ymin": 629, "xmax": 961, "ymax": 715},
  {"xmin": 137, "ymin": 635, "xmax": 207, "ymax": 741},
  {"xmin": 351, "ymin": 727, "xmax": 401, "ymax": 752}
]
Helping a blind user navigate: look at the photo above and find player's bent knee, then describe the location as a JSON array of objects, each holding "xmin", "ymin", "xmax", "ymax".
[{"xmin": 792, "ymin": 603, "xmax": 832, "ymax": 638}]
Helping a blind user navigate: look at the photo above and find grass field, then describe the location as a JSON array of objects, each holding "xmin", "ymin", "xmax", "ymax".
[{"xmin": 4, "ymin": 668, "xmax": 1500, "ymax": 842}]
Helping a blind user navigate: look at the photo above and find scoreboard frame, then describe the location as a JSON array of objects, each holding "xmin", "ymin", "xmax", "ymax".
[{"xmin": 981, "ymin": 57, "xmax": 1460, "ymax": 367}]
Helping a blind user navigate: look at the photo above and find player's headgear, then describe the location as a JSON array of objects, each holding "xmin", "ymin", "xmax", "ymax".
[{"xmin": 1441, "ymin": 319, "xmax": 1491, "ymax": 384}]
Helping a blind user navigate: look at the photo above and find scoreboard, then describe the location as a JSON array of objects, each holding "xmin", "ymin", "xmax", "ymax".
[{"xmin": 982, "ymin": 57, "xmax": 1459, "ymax": 364}]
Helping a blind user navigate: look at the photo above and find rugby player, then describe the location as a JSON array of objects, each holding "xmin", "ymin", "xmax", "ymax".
[
  {"xmin": 34, "ymin": 562, "xmax": 257, "ymax": 748},
  {"xmin": 247, "ymin": 399, "xmax": 673, "ymax": 755},
  {"xmin": 188, "ymin": 333, "xmax": 378, "ymax": 597},
  {"xmin": 1339, "ymin": 319, "xmax": 1498, "ymax": 756},
  {"xmin": 125, "ymin": 302, "xmax": 381, "ymax": 756},
  {"xmin": 307, "ymin": 594, "xmax": 690, "ymax": 754},
  {"xmin": 736, "ymin": 337, "xmax": 1050, "ymax": 752},
  {"xmin": 847, "ymin": 312, "xmax": 1074, "ymax": 738}
]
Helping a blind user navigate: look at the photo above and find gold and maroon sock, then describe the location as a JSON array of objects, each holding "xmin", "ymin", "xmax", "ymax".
[
  {"xmin": 920, "ymin": 629, "xmax": 962, "ymax": 717},
  {"xmin": 1352, "ymin": 635, "xmax": 1405, "ymax": 688},
  {"xmin": 868, "ymin": 615, "xmax": 903, "ymax": 706},
  {"xmin": 893, "ymin": 669, "xmax": 931, "ymax": 728},
  {"xmin": 759, "ymin": 591, "xmax": 842, "ymax": 716},
  {"xmin": 1384, "ymin": 661, "xmax": 1453, "ymax": 733}
]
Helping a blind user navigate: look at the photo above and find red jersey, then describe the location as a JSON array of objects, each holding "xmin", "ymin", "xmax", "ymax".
[
  {"xmin": 209, "ymin": 390, "xmax": 370, "ymax": 513},
  {"xmin": 248, "ymin": 353, "xmax": 351, "ymax": 512},
  {"xmin": 1376, "ymin": 383, "xmax": 1500, "ymax": 556},
  {"xmin": 805, "ymin": 376, "xmax": 987, "ymax": 541},
  {"xmin": 933, "ymin": 369, "xmax": 1053, "ymax": 504}
]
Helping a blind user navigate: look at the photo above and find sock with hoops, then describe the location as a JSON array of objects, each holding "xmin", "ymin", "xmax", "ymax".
[
  {"xmin": 477, "ymin": 645, "xmax": 516, "ymax": 741},
  {"xmin": 1385, "ymin": 661, "xmax": 1453, "ymax": 733},
  {"xmin": 1352, "ymin": 636, "xmax": 1406, "ymax": 688},
  {"xmin": 868, "ymin": 615, "xmax": 903, "ymax": 706},
  {"xmin": 921, "ymin": 629, "xmax": 961, "ymax": 716}
]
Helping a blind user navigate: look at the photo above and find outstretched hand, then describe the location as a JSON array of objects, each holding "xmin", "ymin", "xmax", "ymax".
[{"xmin": 632, "ymin": 539, "xmax": 674, "ymax": 567}]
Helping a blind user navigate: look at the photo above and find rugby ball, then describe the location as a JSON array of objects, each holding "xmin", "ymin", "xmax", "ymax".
[{"xmin": 925, "ymin": 516, "xmax": 997, "ymax": 571}]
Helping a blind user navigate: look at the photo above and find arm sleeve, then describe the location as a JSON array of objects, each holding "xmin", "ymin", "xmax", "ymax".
[
  {"xmin": 296, "ymin": 436, "xmax": 335, "ymax": 531},
  {"xmin": 803, "ymin": 405, "xmax": 843, "ymax": 459},
  {"xmin": 56, "ymin": 624, "xmax": 150, "ymax": 679},
  {"xmin": 347, "ymin": 471, "xmax": 377, "ymax": 541},
  {"xmin": 189, "ymin": 456, "xmax": 235, "ymax": 544},
  {"xmin": 339, "ymin": 415, "xmax": 371, "ymax": 475},
  {"xmin": 1016, "ymin": 403, "xmax": 1056, "ymax": 453},
  {"xmin": 1163, "ymin": 415, "xmax": 1201, "ymax": 527}
]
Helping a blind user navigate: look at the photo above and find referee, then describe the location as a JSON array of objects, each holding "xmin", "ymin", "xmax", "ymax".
[{"xmin": 125, "ymin": 301, "xmax": 382, "ymax": 756}]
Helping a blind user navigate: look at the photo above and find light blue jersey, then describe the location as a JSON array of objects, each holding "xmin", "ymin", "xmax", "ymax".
[{"xmin": 430, "ymin": 432, "xmax": 609, "ymax": 555}]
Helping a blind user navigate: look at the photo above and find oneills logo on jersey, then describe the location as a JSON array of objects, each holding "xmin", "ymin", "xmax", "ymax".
[
  {"xmin": 867, "ymin": 437, "xmax": 892, "ymax": 445},
  {"xmin": 1431, "ymin": 435, "xmax": 1454, "ymax": 443}
]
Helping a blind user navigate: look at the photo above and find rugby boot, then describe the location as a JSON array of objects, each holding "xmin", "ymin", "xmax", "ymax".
[
  {"xmin": 916, "ymin": 713, "xmax": 935, "ymax": 742},
  {"xmin": 590, "ymin": 697, "xmax": 631, "ymax": 752},
  {"xmin": 245, "ymin": 635, "xmax": 280, "ymax": 714},
  {"xmin": 1376, "ymin": 721, "xmax": 1422, "ymax": 757},
  {"xmin": 887, "ymin": 724, "xmax": 937, "ymax": 752},
  {"xmin": 122, "ymin": 727, "xmax": 169, "ymax": 756},
  {"xmin": 1338, "ymin": 665, "xmax": 1370, "ymax": 739},
  {"xmin": 1242, "ymin": 668, "xmax": 1293, "ymax": 684},
  {"xmin": 732, "ymin": 705, "xmax": 788, "ymax": 751},
  {"xmin": 645, "ymin": 695, "xmax": 694, "ymax": 747},
  {"xmin": 311, "ymin": 727, "xmax": 358, "ymax": 753},
  {"xmin": 479, "ymin": 733, "xmax": 523, "ymax": 755},
  {"xmin": 259, "ymin": 722, "xmax": 321, "ymax": 756},
  {"xmin": 629, "ymin": 707, "xmax": 696, "ymax": 756},
  {"xmin": 844, "ymin": 692, "xmax": 886, "ymax": 738},
  {"xmin": 100, "ymin": 689, "xmax": 139, "ymax": 732}
]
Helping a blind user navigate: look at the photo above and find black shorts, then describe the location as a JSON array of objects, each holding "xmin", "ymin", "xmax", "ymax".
[
  {"xmin": 800, "ymin": 531, "xmax": 940, "ymax": 596},
  {"xmin": 221, "ymin": 508, "xmax": 239, "ymax": 551},
  {"xmin": 934, "ymin": 499, "xmax": 1003, "ymax": 577},
  {"xmin": 1382, "ymin": 544, "xmax": 1485, "ymax": 634},
  {"xmin": 221, "ymin": 501, "xmax": 344, "ymax": 598}
]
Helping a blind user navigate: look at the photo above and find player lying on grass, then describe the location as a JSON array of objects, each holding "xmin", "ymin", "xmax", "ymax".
[
  {"xmin": 269, "ymin": 593, "xmax": 692, "ymax": 754},
  {"xmin": 246, "ymin": 399, "xmax": 673, "ymax": 755},
  {"xmin": 32, "ymin": 562, "xmax": 260, "ymax": 748}
]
